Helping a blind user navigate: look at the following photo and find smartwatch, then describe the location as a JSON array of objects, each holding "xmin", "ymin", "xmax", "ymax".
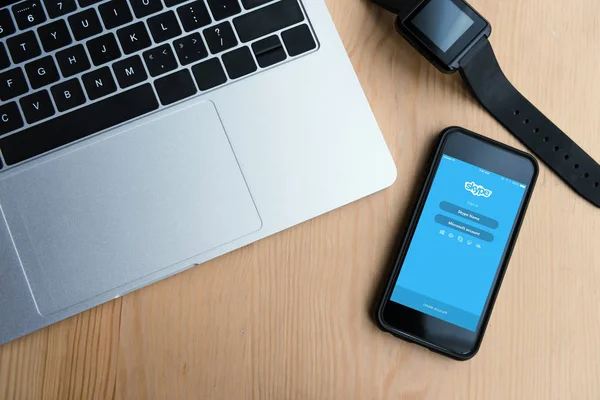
[{"xmin": 372, "ymin": 0, "xmax": 600, "ymax": 208}]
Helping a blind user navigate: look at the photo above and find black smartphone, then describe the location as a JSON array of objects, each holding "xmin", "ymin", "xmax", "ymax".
[{"xmin": 377, "ymin": 127, "xmax": 538, "ymax": 360}]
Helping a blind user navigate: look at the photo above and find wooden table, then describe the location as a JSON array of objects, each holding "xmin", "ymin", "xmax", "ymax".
[{"xmin": 2, "ymin": 0, "xmax": 600, "ymax": 398}]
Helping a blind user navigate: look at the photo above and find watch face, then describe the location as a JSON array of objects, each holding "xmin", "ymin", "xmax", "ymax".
[{"xmin": 403, "ymin": 0, "xmax": 488, "ymax": 69}]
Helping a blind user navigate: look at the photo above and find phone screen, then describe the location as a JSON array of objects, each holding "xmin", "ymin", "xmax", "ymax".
[{"xmin": 389, "ymin": 154, "xmax": 528, "ymax": 332}]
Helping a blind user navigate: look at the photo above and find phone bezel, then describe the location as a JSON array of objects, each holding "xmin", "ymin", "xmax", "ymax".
[{"xmin": 377, "ymin": 127, "xmax": 538, "ymax": 360}]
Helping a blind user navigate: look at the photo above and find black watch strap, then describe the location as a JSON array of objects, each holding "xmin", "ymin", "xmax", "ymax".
[{"xmin": 459, "ymin": 37, "xmax": 600, "ymax": 208}]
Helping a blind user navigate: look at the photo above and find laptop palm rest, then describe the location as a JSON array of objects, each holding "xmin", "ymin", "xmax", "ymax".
[{"xmin": 0, "ymin": 100, "xmax": 262, "ymax": 316}]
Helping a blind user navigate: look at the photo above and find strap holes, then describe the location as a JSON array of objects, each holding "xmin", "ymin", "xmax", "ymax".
[
  {"xmin": 594, "ymin": 182, "xmax": 599, "ymax": 188},
  {"xmin": 553, "ymin": 146, "xmax": 559, "ymax": 151},
  {"xmin": 543, "ymin": 137, "xmax": 549, "ymax": 142},
  {"xmin": 513, "ymin": 110, "xmax": 520, "ymax": 115},
  {"xmin": 564, "ymin": 154, "xmax": 570, "ymax": 160},
  {"xmin": 584, "ymin": 173, "xmax": 590, "ymax": 178},
  {"xmin": 523, "ymin": 119, "xmax": 530, "ymax": 124},
  {"xmin": 574, "ymin": 164, "xmax": 580, "ymax": 169},
  {"xmin": 533, "ymin": 128, "xmax": 539, "ymax": 133}
]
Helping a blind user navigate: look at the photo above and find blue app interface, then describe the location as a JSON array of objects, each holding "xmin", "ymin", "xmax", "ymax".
[{"xmin": 390, "ymin": 155, "xmax": 527, "ymax": 331}]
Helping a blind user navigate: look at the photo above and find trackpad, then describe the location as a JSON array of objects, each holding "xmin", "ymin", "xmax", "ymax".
[{"xmin": 0, "ymin": 101, "xmax": 261, "ymax": 316}]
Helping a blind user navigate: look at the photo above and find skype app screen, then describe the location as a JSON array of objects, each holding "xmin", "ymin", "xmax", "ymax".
[{"xmin": 390, "ymin": 155, "xmax": 527, "ymax": 331}]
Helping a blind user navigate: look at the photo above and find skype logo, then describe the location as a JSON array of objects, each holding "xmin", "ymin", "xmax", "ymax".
[{"xmin": 464, "ymin": 181, "xmax": 493, "ymax": 198}]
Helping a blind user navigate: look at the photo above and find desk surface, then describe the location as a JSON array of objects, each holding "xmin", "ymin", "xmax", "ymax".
[{"xmin": 2, "ymin": 0, "xmax": 600, "ymax": 399}]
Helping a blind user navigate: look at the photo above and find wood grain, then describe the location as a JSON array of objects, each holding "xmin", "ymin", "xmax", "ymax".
[{"xmin": 2, "ymin": 0, "xmax": 600, "ymax": 398}]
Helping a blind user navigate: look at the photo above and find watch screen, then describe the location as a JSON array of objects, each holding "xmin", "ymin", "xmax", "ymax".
[
  {"xmin": 411, "ymin": 0, "xmax": 475, "ymax": 52},
  {"xmin": 389, "ymin": 155, "xmax": 528, "ymax": 331}
]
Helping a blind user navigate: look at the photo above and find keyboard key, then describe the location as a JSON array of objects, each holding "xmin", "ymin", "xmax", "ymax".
[
  {"xmin": 12, "ymin": 0, "xmax": 47, "ymax": 30},
  {"xmin": 82, "ymin": 66, "xmax": 117, "ymax": 100},
  {"xmin": 128, "ymin": 0, "xmax": 163, "ymax": 18},
  {"xmin": 37, "ymin": 19, "xmax": 73, "ymax": 52},
  {"xmin": 154, "ymin": 69, "xmax": 196, "ymax": 105},
  {"xmin": 7, "ymin": 31, "xmax": 42, "ymax": 64},
  {"xmin": 68, "ymin": 8, "xmax": 102, "ymax": 40},
  {"xmin": 44, "ymin": 0, "xmax": 77, "ymax": 18},
  {"xmin": 99, "ymin": 0, "xmax": 133, "ymax": 29},
  {"xmin": 203, "ymin": 22, "xmax": 237, "ymax": 54},
  {"xmin": 252, "ymin": 35, "xmax": 285, "ymax": 68},
  {"xmin": 112, "ymin": 55, "xmax": 147, "ymax": 88},
  {"xmin": 0, "ymin": 102, "xmax": 24, "ymax": 136},
  {"xmin": 177, "ymin": 1, "xmax": 211, "ymax": 32},
  {"xmin": 164, "ymin": 0, "xmax": 187, "ymax": 6},
  {"xmin": 142, "ymin": 43, "xmax": 177, "ymax": 77},
  {"xmin": 241, "ymin": 0, "xmax": 272, "ymax": 9},
  {"xmin": 0, "ymin": 68, "xmax": 29, "ymax": 101},
  {"xmin": 51, "ymin": 78, "xmax": 86, "ymax": 111},
  {"xmin": 117, "ymin": 22, "xmax": 151, "ymax": 54},
  {"xmin": 282, "ymin": 24, "xmax": 316, "ymax": 56},
  {"xmin": 233, "ymin": 0, "xmax": 303, "ymax": 43},
  {"xmin": 19, "ymin": 89, "xmax": 55, "ymax": 124},
  {"xmin": 87, "ymin": 33, "xmax": 121, "ymax": 66},
  {"xmin": 0, "ymin": 84, "xmax": 159, "ymax": 165},
  {"xmin": 174, "ymin": 33, "xmax": 207, "ymax": 65},
  {"xmin": 0, "ymin": 9, "xmax": 16, "ymax": 39},
  {"xmin": 25, "ymin": 56, "xmax": 60, "ymax": 89},
  {"xmin": 56, "ymin": 44, "xmax": 91, "ymax": 77},
  {"xmin": 191, "ymin": 57, "xmax": 226, "ymax": 91},
  {"xmin": 0, "ymin": 43, "xmax": 10, "ymax": 70},
  {"xmin": 222, "ymin": 46, "xmax": 256, "ymax": 79},
  {"xmin": 207, "ymin": 0, "xmax": 240, "ymax": 20},
  {"xmin": 78, "ymin": 0, "xmax": 103, "ymax": 7},
  {"xmin": 147, "ymin": 11, "xmax": 181, "ymax": 43}
]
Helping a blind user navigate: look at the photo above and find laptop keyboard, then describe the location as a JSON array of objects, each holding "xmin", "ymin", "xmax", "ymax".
[{"xmin": 0, "ymin": 0, "xmax": 317, "ymax": 169}]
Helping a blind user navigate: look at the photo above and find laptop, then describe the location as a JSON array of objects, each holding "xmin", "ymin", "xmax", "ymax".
[{"xmin": 0, "ymin": 0, "xmax": 396, "ymax": 345}]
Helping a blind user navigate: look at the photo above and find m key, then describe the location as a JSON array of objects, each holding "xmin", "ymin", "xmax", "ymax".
[{"xmin": 112, "ymin": 55, "xmax": 147, "ymax": 88}]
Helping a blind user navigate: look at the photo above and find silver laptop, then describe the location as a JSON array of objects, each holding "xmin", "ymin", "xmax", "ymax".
[{"xmin": 0, "ymin": 0, "xmax": 396, "ymax": 344}]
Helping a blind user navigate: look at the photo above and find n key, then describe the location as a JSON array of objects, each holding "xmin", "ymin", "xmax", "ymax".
[{"xmin": 82, "ymin": 67, "xmax": 117, "ymax": 100}]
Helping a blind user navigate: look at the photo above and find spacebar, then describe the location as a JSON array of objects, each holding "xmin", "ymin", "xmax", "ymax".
[{"xmin": 0, "ymin": 84, "xmax": 159, "ymax": 166}]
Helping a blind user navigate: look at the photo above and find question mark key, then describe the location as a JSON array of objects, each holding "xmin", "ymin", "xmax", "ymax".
[{"xmin": 203, "ymin": 21, "xmax": 238, "ymax": 53}]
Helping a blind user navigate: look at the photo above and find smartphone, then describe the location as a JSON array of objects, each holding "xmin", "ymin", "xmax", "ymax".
[{"xmin": 377, "ymin": 127, "xmax": 538, "ymax": 360}]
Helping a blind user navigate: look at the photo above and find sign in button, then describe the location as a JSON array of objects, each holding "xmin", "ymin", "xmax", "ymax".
[
  {"xmin": 439, "ymin": 201, "xmax": 499, "ymax": 229},
  {"xmin": 434, "ymin": 214, "xmax": 495, "ymax": 242}
]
